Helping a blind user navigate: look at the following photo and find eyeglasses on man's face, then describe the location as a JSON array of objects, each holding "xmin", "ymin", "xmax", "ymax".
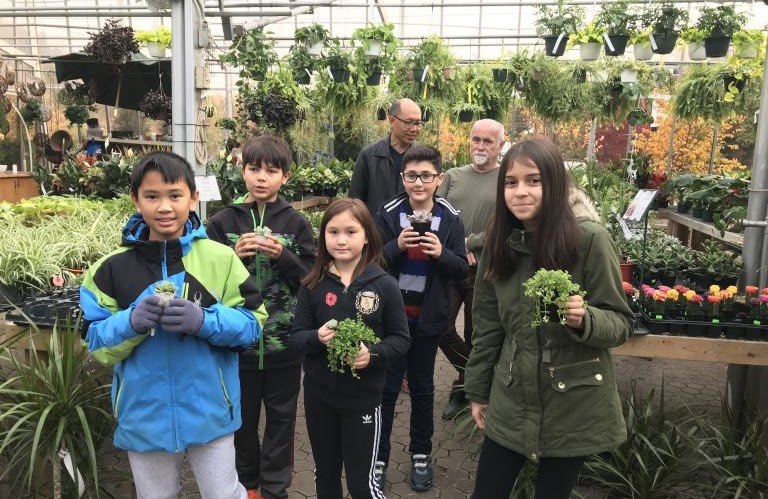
[
  {"xmin": 402, "ymin": 172, "xmax": 438, "ymax": 183},
  {"xmin": 391, "ymin": 115, "xmax": 424, "ymax": 129}
]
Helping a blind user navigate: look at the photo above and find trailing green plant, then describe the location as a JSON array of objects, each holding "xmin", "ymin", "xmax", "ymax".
[
  {"xmin": 220, "ymin": 29, "xmax": 278, "ymax": 82},
  {"xmin": 695, "ymin": 5, "xmax": 748, "ymax": 39},
  {"xmin": 650, "ymin": 2, "xmax": 689, "ymax": 35},
  {"xmin": 64, "ymin": 103, "xmax": 94, "ymax": 126},
  {"xmin": 352, "ymin": 23, "xmax": 399, "ymax": 68},
  {"xmin": 134, "ymin": 25, "xmax": 172, "ymax": 48},
  {"xmin": 294, "ymin": 23, "xmax": 331, "ymax": 48},
  {"xmin": 0, "ymin": 319, "xmax": 115, "ymax": 497},
  {"xmin": 285, "ymin": 43, "xmax": 317, "ymax": 81},
  {"xmin": 406, "ymin": 35, "xmax": 456, "ymax": 72},
  {"xmin": 680, "ymin": 27, "xmax": 706, "ymax": 44},
  {"xmin": 732, "ymin": 29, "xmax": 766, "ymax": 53},
  {"xmin": 570, "ymin": 23, "xmax": 605, "ymax": 46},
  {"xmin": 325, "ymin": 316, "xmax": 380, "ymax": 379},
  {"xmin": 215, "ymin": 117, "xmax": 237, "ymax": 132},
  {"xmin": 522, "ymin": 269, "xmax": 586, "ymax": 328},
  {"xmin": 627, "ymin": 107, "xmax": 654, "ymax": 126},
  {"xmin": 535, "ymin": 0, "xmax": 585, "ymax": 37},
  {"xmin": 83, "ymin": 19, "xmax": 140, "ymax": 65},
  {"xmin": 20, "ymin": 99, "xmax": 44, "ymax": 124}
]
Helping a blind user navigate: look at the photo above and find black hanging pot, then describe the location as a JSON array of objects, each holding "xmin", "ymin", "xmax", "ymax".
[
  {"xmin": 411, "ymin": 68, "xmax": 428, "ymax": 82},
  {"xmin": 572, "ymin": 68, "xmax": 587, "ymax": 83},
  {"xmin": 365, "ymin": 71, "xmax": 382, "ymax": 86},
  {"xmin": 723, "ymin": 74, "xmax": 747, "ymax": 92},
  {"xmin": 294, "ymin": 71, "xmax": 311, "ymax": 85},
  {"xmin": 603, "ymin": 34, "xmax": 629, "ymax": 56},
  {"xmin": 543, "ymin": 35, "xmax": 567, "ymax": 57},
  {"xmin": 492, "ymin": 68, "xmax": 509, "ymax": 82},
  {"xmin": 704, "ymin": 37, "xmax": 731, "ymax": 58},
  {"xmin": 376, "ymin": 108, "xmax": 387, "ymax": 121},
  {"xmin": 651, "ymin": 32, "xmax": 678, "ymax": 54},
  {"xmin": 457, "ymin": 109, "xmax": 473, "ymax": 122},
  {"xmin": 421, "ymin": 108, "xmax": 431, "ymax": 123},
  {"xmin": 329, "ymin": 68, "xmax": 350, "ymax": 83}
]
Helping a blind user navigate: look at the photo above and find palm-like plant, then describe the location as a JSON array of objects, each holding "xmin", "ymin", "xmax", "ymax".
[{"xmin": 0, "ymin": 319, "xmax": 115, "ymax": 498}]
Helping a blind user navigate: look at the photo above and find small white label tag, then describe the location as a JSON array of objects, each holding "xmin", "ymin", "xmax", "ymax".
[
  {"xmin": 603, "ymin": 33, "xmax": 615, "ymax": 53},
  {"xmin": 649, "ymin": 33, "xmax": 658, "ymax": 51},
  {"xmin": 553, "ymin": 32, "xmax": 566, "ymax": 53}
]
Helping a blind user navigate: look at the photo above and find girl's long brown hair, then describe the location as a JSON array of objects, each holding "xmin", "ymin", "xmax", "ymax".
[
  {"xmin": 485, "ymin": 139, "xmax": 580, "ymax": 281},
  {"xmin": 302, "ymin": 198, "xmax": 385, "ymax": 290}
]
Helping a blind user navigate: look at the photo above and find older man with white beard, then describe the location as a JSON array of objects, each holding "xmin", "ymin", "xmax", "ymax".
[{"xmin": 435, "ymin": 119, "xmax": 505, "ymax": 419}]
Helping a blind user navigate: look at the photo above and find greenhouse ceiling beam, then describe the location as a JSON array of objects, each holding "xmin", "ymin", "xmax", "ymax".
[
  {"xmin": 0, "ymin": 8, "xmax": 292, "ymax": 17},
  {"xmin": 211, "ymin": 0, "xmax": 721, "ymax": 7}
]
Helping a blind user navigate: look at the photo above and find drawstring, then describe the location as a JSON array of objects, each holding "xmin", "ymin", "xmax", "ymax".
[{"xmin": 250, "ymin": 204, "xmax": 267, "ymax": 369}]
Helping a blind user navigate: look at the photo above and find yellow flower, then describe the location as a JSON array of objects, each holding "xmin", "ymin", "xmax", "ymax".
[
  {"xmin": 684, "ymin": 289, "xmax": 697, "ymax": 300},
  {"xmin": 709, "ymin": 285, "xmax": 721, "ymax": 294},
  {"xmin": 726, "ymin": 285, "xmax": 737, "ymax": 295}
]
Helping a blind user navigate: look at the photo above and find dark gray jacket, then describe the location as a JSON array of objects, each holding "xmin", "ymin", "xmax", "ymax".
[{"xmin": 349, "ymin": 134, "xmax": 406, "ymax": 214}]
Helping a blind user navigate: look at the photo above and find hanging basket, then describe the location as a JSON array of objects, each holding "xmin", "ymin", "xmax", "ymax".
[
  {"xmin": 376, "ymin": 108, "xmax": 387, "ymax": 121},
  {"xmin": 294, "ymin": 71, "xmax": 311, "ymax": 85},
  {"xmin": 603, "ymin": 34, "xmax": 629, "ymax": 56},
  {"xmin": 651, "ymin": 33, "xmax": 678, "ymax": 55},
  {"xmin": 704, "ymin": 37, "xmax": 731, "ymax": 58},
  {"xmin": 543, "ymin": 35, "xmax": 567, "ymax": 57},
  {"xmin": 306, "ymin": 42, "xmax": 324, "ymax": 56},
  {"xmin": 33, "ymin": 132, "xmax": 50, "ymax": 148},
  {"xmin": 492, "ymin": 68, "xmax": 510, "ymax": 83},
  {"xmin": 16, "ymin": 83, "xmax": 30, "ymax": 103},
  {"xmin": 579, "ymin": 42, "xmax": 602, "ymax": 61},
  {"xmin": 457, "ymin": 109, "xmax": 474, "ymax": 122},
  {"xmin": 0, "ymin": 75, "xmax": 7, "ymax": 95},
  {"xmin": 329, "ymin": 68, "xmax": 350, "ymax": 83},
  {"xmin": 633, "ymin": 43, "xmax": 653, "ymax": 61},
  {"xmin": 442, "ymin": 67, "xmax": 456, "ymax": 80},
  {"xmin": 3, "ymin": 96, "xmax": 11, "ymax": 113},
  {"xmin": 146, "ymin": 42, "xmax": 167, "ymax": 58},
  {"xmin": 688, "ymin": 41, "xmax": 707, "ymax": 61},
  {"xmin": 50, "ymin": 130, "xmax": 73, "ymax": 152},
  {"xmin": 4, "ymin": 66, "xmax": 14, "ymax": 85},
  {"xmin": 363, "ymin": 40, "xmax": 382, "ymax": 56},
  {"xmin": 27, "ymin": 77, "xmax": 46, "ymax": 96},
  {"xmin": 365, "ymin": 71, "xmax": 382, "ymax": 86},
  {"xmin": 39, "ymin": 104, "xmax": 52, "ymax": 122}
]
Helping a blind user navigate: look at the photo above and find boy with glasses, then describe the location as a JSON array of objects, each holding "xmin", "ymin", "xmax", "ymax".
[
  {"xmin": 373, "ymin": 145, "xmax": 468, "ymax": 492},
  {"xmin": 350, "ymin": 98, "xmax": 423, "ymax": 214}
]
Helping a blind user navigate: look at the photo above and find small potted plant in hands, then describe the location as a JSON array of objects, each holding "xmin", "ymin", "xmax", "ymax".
[
  {"xmin": 594, "ymin": 0, "xmax": 635, "ymax": 56},
  {"xmin": 325, "ymin": 316, "xmax": 381, "ymax": 379},
  {"xmin": 407, "ymin": 211, "xmax": 434, "ymax": 236},
  {"xmin": 535, "ymin": 0, "xmax": 585, "ymax": 57},
  {"xmin": 695, "ymin": 4, "xmax": 748, "ymax": 58},
  {"xmin": 254, "ymin": 226, "xmax": 272, "ymax": 243},
  {"xmin": 523, "ymin": 269, "xmax": 587, "ymax": 328},
  {"xmin": 152, "ymin": 280, "xmax": 178, "ymax": 336}
]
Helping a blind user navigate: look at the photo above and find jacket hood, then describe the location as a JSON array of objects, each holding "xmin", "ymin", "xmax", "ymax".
[
  {"xmin": 331, "ymin": 262, "xmax": 389, "ymax": 288},
  {"xmin": 569, "ymin": 186, "xmax": 601, "ymax": 223},
  {"xmin": 122, "ymin": 211, "xmax": 206, "ymax": 255},
  {"xmin": 228, "ymin": 195, "xmax": 294, "ymax": 220}
]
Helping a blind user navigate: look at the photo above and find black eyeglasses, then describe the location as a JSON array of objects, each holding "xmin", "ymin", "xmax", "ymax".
[
  {"xmin": 391, "ymin": 115, "xmax": 424, "ymax": 129},
  {"xmin": 402, "ymin": 172, "xmax": 438, "ymax": 183}
]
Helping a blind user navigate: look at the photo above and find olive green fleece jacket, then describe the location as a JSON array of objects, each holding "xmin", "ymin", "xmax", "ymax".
[{"xmin": 464, "ymin": 188, "xmax": 634, "ymax": 461}]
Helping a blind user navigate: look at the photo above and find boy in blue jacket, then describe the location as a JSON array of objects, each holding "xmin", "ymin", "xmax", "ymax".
[
  {"xmin": 374, "ymin": 145, "xmax": 469, "ymax": 492},
  {"xmin": 80, "ymin": 152, "xmax": 267, "ymax": 499}
]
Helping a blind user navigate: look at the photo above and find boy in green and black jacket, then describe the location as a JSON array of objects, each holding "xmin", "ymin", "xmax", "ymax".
[{"xmin": 207, "ymin": 135, "xmax": 316, "ymax": 499}]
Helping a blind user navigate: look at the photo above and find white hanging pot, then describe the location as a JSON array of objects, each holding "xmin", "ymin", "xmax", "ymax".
[
  {"xmin": 633, "ymin": 43, "xmax": 653, "ymax": 61},
  {"xmin": 147, "ymin": 42, "xmax": 167, "ymax": 59},
  {"xmin": 364, "ymin": 40, "xmax": 382, "ymax": 56},
  {"xmin": 145, "ymin": 0, "xmax": 172, "ymax": 11},
  {"xmin": 688, "ymin": 41, "xmax": 706, "ymax": 61},
  {"xmin": 306, "ymin": 42, "xmax": 323, "ymax": 56},
  {"xmin": 580, "ymin": 42, "xmax": 602, "ymax": 61},
  {"xmin": 620, "ymin": 69, "xmax": 638, "ymax": 84},
  {"xmin": 735, "ymin": 43, "xmax": 758, "ymax": 59}
]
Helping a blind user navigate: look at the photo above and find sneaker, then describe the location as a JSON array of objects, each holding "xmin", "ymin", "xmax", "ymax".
[
  {"xmin": 246, "ymin": 490, "xmax": 263, "ymax": 499},
  {"xmin": 410, "ymin": 454, "xmax": 433, "ymax": 491},
  {"xmin": 373, "ymin": 460, "xmax": 387, "ymax": 491},
  {"xmin": 441, "ymin": 389, "xmax": 468, "ymax": 419}
]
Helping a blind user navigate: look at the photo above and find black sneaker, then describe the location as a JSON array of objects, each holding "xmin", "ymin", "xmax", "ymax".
[
  {"xmin": 373, "ymin": 460, "xmax": 387, "ymax": 491},
  {"xmin": 441, "ymin": 389, "xmax": 468, "ymax": 419},
  {"xmin": 410, "ymin": 454, "xmax": 433, "ymax": 492}
]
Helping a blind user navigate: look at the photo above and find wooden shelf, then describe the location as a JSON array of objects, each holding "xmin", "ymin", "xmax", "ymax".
[
  {"xmin": 614, "ymin": 333, "xmax": 768, "ymax": 366},
  {"xmin": 657, "ymin": 207, "xmax": 743, "ymax": 250},
  {"xmin": 290, "ymin": 196, "xmax": 333, "ymax": 210},
  {"xmin": 0, "ymin": 172, "xmax": 39, "ymax": 203}
]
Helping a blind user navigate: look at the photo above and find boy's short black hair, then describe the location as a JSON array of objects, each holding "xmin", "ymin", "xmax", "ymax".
[
  {"xmin": 402, "ymin": 145, "xmax": 442, "ymax": 173},
  {"xmin": 241, "ymin": 135, "xmax": 292, "ymax": 172},
  {"xmin": 130, "ymin": 152, "xmax": 196, "ymax": 195}
]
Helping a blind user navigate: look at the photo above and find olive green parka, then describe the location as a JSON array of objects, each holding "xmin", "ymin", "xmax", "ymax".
[{"xmin": 464, "ymin": 188, "xmax": 634, "ymax": 461}]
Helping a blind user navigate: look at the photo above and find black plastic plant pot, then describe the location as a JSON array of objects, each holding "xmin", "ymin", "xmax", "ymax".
[
  {"xmin": 329, "ymin": 68, "xmax": 350, "ymax": 83},
  {"xmin": 668, "ymin": 319, "xmax": 686, "ymax": 336},
  {"xmin": 723, "ymin": 75, "xmax": 747, "ymax": 92},
  {"xmin": 676, "ymin": 203, "xmax": 690, "ymax": 214},
  {"xmin": 572, "ymin": 68, "xmax": 587, "ymax": 83},
  {"xmin": 457, "ymin": 110, "xmax": 474, "ymax": 122},
  {"xmin": 294, "ymin": 72, "xmax": 311, "ymax": 85},
  {"xmin": 421, "ymin": 107, "xmax": 431, "ymax": 122},
  {"xmin": 701, "ymin": 210, "xmax": 714, "ymax": 223},
  {"xmin": 412, "ymin": 222, "xmax": 431, "ymax": 236},
  {"xmin": 366, "ymin": 71, "xmax": 382, "ymax": 86},
  {"xmin": 492, "ymin": 68, "xmax": 509, "ymax": 82},
  {"xmin": 376, "ymin": 108, "xmax": 387, "ymax": 121},
  {"xmin": 322, "ymin": 188, "xmax": 338, "ymax": 198},
  {"xmin": 691, "ymin": 206, "xmax": 703, "ymax": 218},
  {"xmin": 543, "ymin": 35, "xmax": 567, "ymax": 57},
  {"xmin": 603, "ymin": 34, "xmax": 629, "ymax": 56},
  {"xmin": 651, "ymin": 32, "xmax": 678, "ymax": 54},
  {"xmin": 411, "ymin": 68, "xmax": 428, "ymax": 82},
  {"xmin": 704, "ymin": 37, "xmax": 731, "ymax": 58}
]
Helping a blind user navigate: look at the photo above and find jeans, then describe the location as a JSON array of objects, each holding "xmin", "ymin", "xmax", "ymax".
[
  {"xmin": 378, "ymin": 331, "xmax": 441, "ymax": 464},
  {"xmin": 438, "ymin": 267, "xmax": 476, "ymax": 385}
]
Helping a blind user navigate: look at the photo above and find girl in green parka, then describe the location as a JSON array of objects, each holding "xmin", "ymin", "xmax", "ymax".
[{"xmin": 464, "ymin": 139, "xmax": 634, "ymax": 499}]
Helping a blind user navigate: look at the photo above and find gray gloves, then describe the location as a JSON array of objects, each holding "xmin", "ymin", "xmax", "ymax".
[
  {"xmin": 130, "ymin": 295, "xmax": 164, "ymax": 333},
  {"xmin": 159, "ymin": 298, "xmax": 204, "ymax": 335}
]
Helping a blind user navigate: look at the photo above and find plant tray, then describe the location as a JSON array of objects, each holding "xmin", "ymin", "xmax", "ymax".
[
  {"xmin": 5, "ymin": 288, "xmax": 82, "ymax": 329},
  {"xmin": 639, "ymin": 310, "xmax": 767, "ymax": 341}
]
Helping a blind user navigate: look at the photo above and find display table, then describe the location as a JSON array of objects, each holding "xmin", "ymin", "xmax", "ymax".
[
  {"xmin": 657, "ymin": 207, "xmax": 743, "ymax": 250},
  {"xmin": 613, "ymin": 334, "xmax": 768, "ymax": 366},
  {"xmin": 92, "ymin": 137, "xmax": 172, "ymax": 154},
  {"xmin": 0, "ymin": 172, "xmax": 39, "ymax": 203}
]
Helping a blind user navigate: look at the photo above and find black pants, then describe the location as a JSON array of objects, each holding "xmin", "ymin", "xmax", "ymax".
[
  {"xmin": 378, "ymin": 332, "xmax": 440, "ymax": 464},
  {"xmin": 304, "ymin": 390, "xmax": 386, "ymax": 499},
  {"xmin": 472, "ymin": 437, "xmax": 586, "ymax": 499},
  {"xmin": 438, "ymin": 267, "xmax": 476, "ymax": 384},
  {"xmin": 234, "ymin": 364, "xmax": 301, "ymax": 499}
]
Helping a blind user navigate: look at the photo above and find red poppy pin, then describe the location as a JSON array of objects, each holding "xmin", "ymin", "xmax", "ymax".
[{"xmin": 326, "ymin": 292, "xmax": 337, "ymax": 307}]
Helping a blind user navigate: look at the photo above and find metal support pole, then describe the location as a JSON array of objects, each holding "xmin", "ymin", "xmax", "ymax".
[
  {"xmin": 586, "ymin": 117, "xmax": 597, "ymax": 162},
  {"xmin": 708, "ymin": 121, "xmax": 719, "ymax": 174},
  {"xmin": 171, "ymin": 0, "xmax": 200, "ymax": 166},
  {"xmin": 667, "ymin": 114, "xmax": 676, "ymax": 172}
]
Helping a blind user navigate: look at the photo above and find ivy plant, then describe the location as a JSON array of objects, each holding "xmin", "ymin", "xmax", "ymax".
[
  {"xmin": 522, "ymin": 269, "xmax": 586, "ymax": 328},
  {"xmin": 326, "ymin": 316, "xmax": 380, "ymax": 379}
]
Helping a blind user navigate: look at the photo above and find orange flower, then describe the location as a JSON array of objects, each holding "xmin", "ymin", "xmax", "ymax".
[
  {"xmin": 707, "ymin": 294, "xmax": 722, "ymax": 303},
  {"xmin": 653, "ymin": 291, "xmax": 667, "ymax": 301},
  {"xmin": 745, "ymin": 285, "xmax": 759, "ymax": 295}
]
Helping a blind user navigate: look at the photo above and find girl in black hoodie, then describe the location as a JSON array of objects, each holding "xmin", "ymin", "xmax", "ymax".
[{"xmin": 290, "ymin": 198, "xmax": 410, "ymax": 499}]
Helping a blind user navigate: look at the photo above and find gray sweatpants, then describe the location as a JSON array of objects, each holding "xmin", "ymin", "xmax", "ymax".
[{"xmin": 127, "ymin": 433, "xmax": 247, "ymax": 499}]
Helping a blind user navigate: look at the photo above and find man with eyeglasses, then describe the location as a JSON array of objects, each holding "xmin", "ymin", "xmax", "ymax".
[
  {"xmin": 435, "ymin": 118, "xmax": 506, "ymax": 419},
  {"xmin": 350, "ymin": 98, "xmax": 424, "ymax": 214}
]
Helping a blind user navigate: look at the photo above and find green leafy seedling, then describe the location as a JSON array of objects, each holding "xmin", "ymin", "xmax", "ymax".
[
  {"xmin": 523, "ymin": 269, "xmax": 587, "ymax": 328},
  {"xmin": 326, "ymin": 316, "xmax": 380, "ymax": 379}
]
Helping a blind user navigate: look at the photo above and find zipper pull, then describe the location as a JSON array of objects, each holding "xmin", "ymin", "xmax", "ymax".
[{"xmin": 542, "ymin": 340, "xmax": 551, "ymax": 364}]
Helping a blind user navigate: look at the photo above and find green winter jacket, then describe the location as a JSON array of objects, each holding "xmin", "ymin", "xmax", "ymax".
[{"xmin": 464, "ymin": 190, "xmax": 634, "ymax": 461}]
